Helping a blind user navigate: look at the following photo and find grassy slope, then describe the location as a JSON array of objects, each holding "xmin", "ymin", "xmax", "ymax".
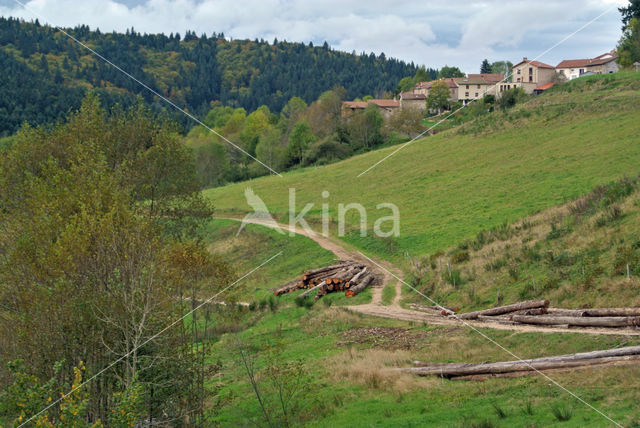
[
  {"xmin": 204, "ymin": 72, "xmax": 640, "ymax": 262},
  {"xmin": 202, "ymin": 217, "xmax": 640, "ymax": 427},
  {"xmin": 203, "ymin": 219, "xmax": 372, "ymax": 305},
  {"xmin": 408, "ymin": 180, "xmax": 640, "ymax": 311},
  {"xmin": 207, "ymin": 304, "xmax": 640, "ymax": 427},
  {"xmin": 203, "ymin": 74, "xmax": 640, "ymax": 426}
]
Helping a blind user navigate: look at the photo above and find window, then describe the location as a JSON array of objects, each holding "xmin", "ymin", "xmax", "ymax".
[
  {"xmin": 475, "ymin": 93, "xmax": 479, "ymax": 97},
  {"xmin": 477, "ymin": 84, "xmax": 481, "ymax": 89},
  {"xmin": 465, "ymin": 92, "xmax": 469, "ymax": 97},
  {"xmin": 466, "ymin": 85, "xmax": 469, "ymax": 89},
  {"xmin": 517, "ymin": 69, "xmax": 521, "ymax": 74},
  {"xmin": 529, "ymin": 76, "xmax": 533, "ymax": 82},
  {"xmin": 516, "ymin": 78, "xmax": 521, "ymax": 82},
  {"xmin": 529, "ymin": 67, "xmax": 533, "ymax": 74}
]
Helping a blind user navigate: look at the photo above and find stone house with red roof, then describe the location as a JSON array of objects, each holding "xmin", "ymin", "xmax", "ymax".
[
  {"xmin": 341, "ymin": 99, "xmax": 399, "ymax": 119},
  {"xmin": 555, "ymin": 51, "xmax": 618, "ymax": 80}
]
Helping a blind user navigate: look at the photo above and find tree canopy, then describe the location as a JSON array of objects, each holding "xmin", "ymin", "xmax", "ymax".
[{"xmin": 0, "ymin": 17, "xmax": 420, "ymax": 136}]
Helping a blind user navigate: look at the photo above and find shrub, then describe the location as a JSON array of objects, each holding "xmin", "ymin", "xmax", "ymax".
[
  {"xmin": 267, "ymin": 295, "xmax": 278, "ymax": 312},
  {"xmin": 551, "ymin": 404, "xmax": 573, "ymax": 421},
  {"xmin": 485, "ymin": 257, "xmax": 507, "ymax": 272},
  {"xmin": 595, "ymin": 205, "xmax": 623, "ymax": 227},
  {"xmin": 295, "ymin": 296, "xmax": 314, "ymax": 309},
  {"xmin": 443, "ymin": 269, "xmax": 464, "ymax": 287},
  {"xmin": 546, "ymin": 222, "xmax": 570, "ymax": 240},
  {"xmin": 451, "ymin": 249, "xmax": 470, "ymax": 264}
]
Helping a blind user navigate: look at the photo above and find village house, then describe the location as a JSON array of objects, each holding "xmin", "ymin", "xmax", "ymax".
[
  {"xmin": 341, "ymin": 99, "xmax": 399, "ymax": 119},
  {"xmin": 555, "ymin": 51, "xmax": 619, "ymax": 80},
  {"xmin": 399, "ymin": 92, "xmax": 427, "ymax": 111},
  {"xmin": 414, "ymin": 78, "xmax": 459, "ymax": 102},
  {"xmin": 509, "ymin": 58, "xmax": 556, "ymax": 94},
  {"xmin": 452, "ymin": 73, "xmax": 504, "ymax": 105}
]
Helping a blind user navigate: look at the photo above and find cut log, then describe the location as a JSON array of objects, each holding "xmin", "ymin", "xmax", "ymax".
[
  {"xmin": 347, "ymin": 267, "xmax": 368, "ymax": 287},
  {"xmin": 511, "ymin": 314, "xmax": 640, "ymax": 328},
  {"xmin": 451, "ymin": 355, "xmax": 640, "ymax": 380},
  {"xmin": 476, "ymin": 315, "xmax": 518, "ymax": 325},
  {"xmin": 407, "ymin": 346, "xmax": 640, "ymax": 378},
  {"xmin": 409, "ymin": 303, "xmax": 456, "ymax": 316},
  {"xmin": 345, "ymin": 275, "xmax": 374, "ymax": 297},
  {"xmin": 509, "ymin": 307, "xmax": 548, "ymax": 316},
  {"xmin": 273, "ymin": 280, "xmax": 303, "ymax": 296},
  {"xmin": 299, "ymin": 283, "xmax": 326, "ymax": 299},
  {"xmin": 583, "ymin": 308, "xmax": 640, "ymax": 317},
  {"xmin": 458, "ymin": 300, "xmax": 549, "ymax": 320},
  {"xmin": 546, "ymin": 308, "xmax": 587, "ymax": 317}
]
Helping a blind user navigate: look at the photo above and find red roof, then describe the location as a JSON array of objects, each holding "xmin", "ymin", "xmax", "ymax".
[
  {"xmin": 369, "ymin": 99, "xmax": 399, "ymax": 108},
  {"xmin": 342, "ymin": 99, "xmax": 399, "ymax": 109},
  {"xmin": 512, "ymin": 58, "xmax": 555, "ymax": 69},
  {"xmin": 535, "ymin": 82, "xmax": 554, "ymax": 91},
  {"xmin": 342, "ymin": 101, "xmax": 368, "ymax": 109},
  {"xmin": 400, "ymin": 92, "xmax": 426, "ymax": 100},
  {"xmin": 467, "ymin": 73, "xmax": 505, "ymax": 83},
  {"xmin": 556, "ymin": 51, "xmax": 617, "ymax": 68},
  {"xmin": 416, "ymin": 78, "xmax": 458, "ymax": 89}
]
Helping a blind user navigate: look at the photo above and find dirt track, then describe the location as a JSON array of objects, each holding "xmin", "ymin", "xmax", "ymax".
[{"xmin": 221, "ymin": 217, "xmax": 640, "ymax": 337}]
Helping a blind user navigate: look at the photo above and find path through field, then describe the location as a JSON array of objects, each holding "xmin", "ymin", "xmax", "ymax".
[{"xmin": 220, "ymin": 217, "xmax": 640, "ymax": 337}]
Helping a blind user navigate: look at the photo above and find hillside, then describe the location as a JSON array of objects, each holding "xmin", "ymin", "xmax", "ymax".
[
  {"xmin": 204, "ymin": 72, "xmax": 640, "ymax": 262},
  {"xmin": 407, "ymin": 176, "xmax": 640, "ymax": 310},
  {"xmin": 0, "ymin": 17, "xmax": 418, "ymax": 136}
]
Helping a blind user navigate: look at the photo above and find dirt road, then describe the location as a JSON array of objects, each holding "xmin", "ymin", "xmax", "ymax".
[{"xmin": 220, "ymin": 217, "xmax": 640, "ymax": 337}]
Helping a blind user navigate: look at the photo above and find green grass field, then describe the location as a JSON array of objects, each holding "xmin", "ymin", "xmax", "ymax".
[
  {"xmin": 206, "ymin": 302, "xmax": 640, "ymax": 427},
  {"xmin": 204, "ymin": 72, "xmax": 640, "ymax": 262},
  {"xmin": 202, "ymin": 73, "xmax": 640, "ymax": 427}
]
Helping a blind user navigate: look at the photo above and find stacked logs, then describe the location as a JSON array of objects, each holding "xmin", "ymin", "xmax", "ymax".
[
  {"xmin": 451, "ymin": 300, "xmax": 640, "ymax": 329},
  {"xmin": 273, "ymin": 261, "xmax": 376, "ymax": 301}
]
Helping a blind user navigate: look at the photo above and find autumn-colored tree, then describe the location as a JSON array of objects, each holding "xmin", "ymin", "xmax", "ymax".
[{"xmin": 0, "ymin": 93, "xmax": 229, "ymax": 425}]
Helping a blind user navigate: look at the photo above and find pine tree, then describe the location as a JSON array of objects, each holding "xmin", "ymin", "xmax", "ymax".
[{"xmin": 480, "ymin": 59, "xmax": 492, "ymax": 74}]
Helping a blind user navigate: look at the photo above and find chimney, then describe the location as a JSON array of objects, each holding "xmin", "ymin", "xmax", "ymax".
[{"xmin": 523, "ymin": 57, "xmax": 528, "ymax": 61}]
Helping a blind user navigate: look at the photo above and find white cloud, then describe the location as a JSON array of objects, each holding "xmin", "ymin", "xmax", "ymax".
[{"xmin": 0, "ymin": 0, "xmax": 626, "ymax": 72}]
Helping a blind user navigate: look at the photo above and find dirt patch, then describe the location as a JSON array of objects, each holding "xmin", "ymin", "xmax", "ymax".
[{"xmin": 339, "ymin": 327, "xmax": 431, "ymax": 350}]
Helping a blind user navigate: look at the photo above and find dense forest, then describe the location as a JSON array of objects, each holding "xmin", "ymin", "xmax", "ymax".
[{"xmin": 0, "ymin": 17, "xmax": 421, "ymax": 136}]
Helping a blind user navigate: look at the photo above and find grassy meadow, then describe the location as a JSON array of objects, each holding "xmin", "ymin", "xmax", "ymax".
[
  {"xmin": 204, "ymin": 72, "xmax": 640, "ymax": 262},
  {"xmin": 200, "ymin": 72, "xmax": 640, "ymax": 427}
]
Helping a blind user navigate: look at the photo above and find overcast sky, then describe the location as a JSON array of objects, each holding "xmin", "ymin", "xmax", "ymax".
[{"xmin": 0, "ymin": 0, "xmax": 628, "ymax": 73}]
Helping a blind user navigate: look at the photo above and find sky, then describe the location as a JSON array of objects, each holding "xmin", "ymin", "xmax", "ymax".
[{"xmin": 0, "ymin": 0, "xmax": 628, "ymax": 73}]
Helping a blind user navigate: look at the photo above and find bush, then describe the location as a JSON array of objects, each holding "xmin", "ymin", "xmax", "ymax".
[
  {"xmin": 595, "ymin": 205, "xmax": 623, "ymax": 227},
  {"xmin": 497, "ymin": 87, "xmax": 528, "ymax": 110},
  {"xmin": 451, "ymin": 249, "xmax": 470, "ymax": 264},
  {"xmin": 267, "ymin": 295, "xmax": 279, "ymax": 312},
  {"xmin": 295, "ymin": 296, "xmax": 314, "ymax": 309},
  {"xmin": 443, "ymin": 269, "xmax": 464, "ymax": 287},
  {"xmin": 485, "ymin": 257, "xmax": 507, "ymax": 272},
  {"xmin": 551, "ymin": 404, "xmax": 573, "ymax": 422}
]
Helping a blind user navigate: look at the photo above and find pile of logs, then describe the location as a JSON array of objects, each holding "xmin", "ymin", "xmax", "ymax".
[
  {"xmin": 440, "ymin": 299, "xmax": 640, "ymax": 329},
  {"xmin": 273, "ymin": 261, "xmax": 376, "ymax": 301},
  {"xmin": 400, "ymin": 346, "xmax": 640, "ymax": 380}
]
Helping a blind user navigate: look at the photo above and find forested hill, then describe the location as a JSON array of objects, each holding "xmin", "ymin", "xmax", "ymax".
[{"xmin": 0, "ymin": 17, "xmax": 419, "ymax": 136}]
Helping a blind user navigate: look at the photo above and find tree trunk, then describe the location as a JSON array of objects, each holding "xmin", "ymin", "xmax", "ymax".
[
  {"xmin": 407, "ymin": 346, "xmax": 640, "ymax": 378},
  {"xmin": 582, "ymin": 308, "xmax": 640, "ymax": 317},
  {"xmin": 345, "ymin": 275, "xmax": 374, "ymax": 297},
  {"xmin": 511, "ymin": 314, "xmax": 640, "ymax": 328},
  {"xmin": 458, "ymin": 300, "xmax": 549, "ymax": 320}
]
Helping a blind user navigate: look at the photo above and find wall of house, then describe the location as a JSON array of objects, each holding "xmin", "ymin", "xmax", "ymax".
[{"xmin": 400, "ymin": 99, "xmax": 426, "ymax": 111}]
